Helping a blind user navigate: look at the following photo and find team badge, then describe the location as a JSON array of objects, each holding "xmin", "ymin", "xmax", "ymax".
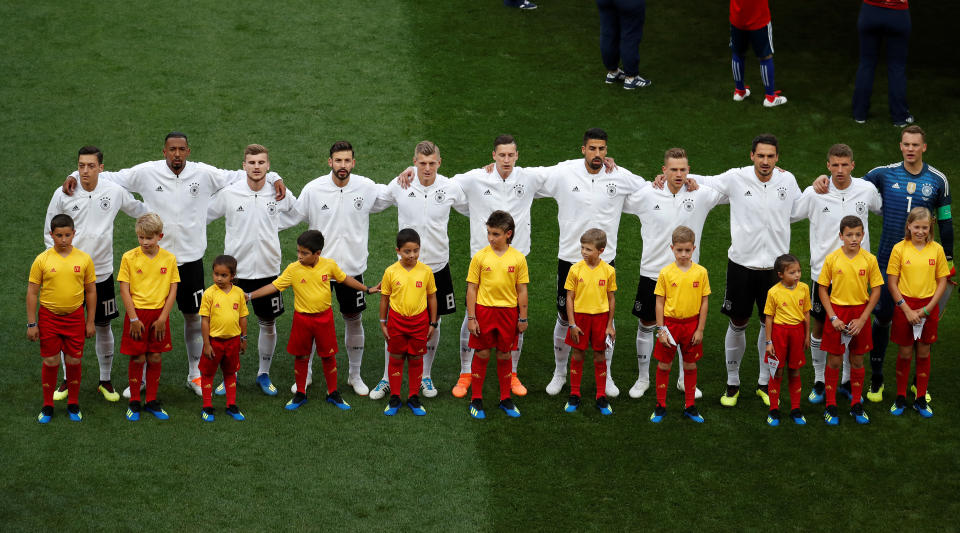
[
  {"xmin": 929, "ymin": 259, "xmax": 936, "ymax": 266},
  {"xmin": 266, "ymin": 202, "xmax": 278, "ymax": 216},
  {"xmin": 322, "ymin": 275, "xmax": 329, "ymax": 281},
  {"xmin": 921, "ymin": 184, "xmax": 934, "ymax": 198},
  {"xmin": 799, "ymin": 299, "xmax": 805, "ymax": 306},
  {"xmin": 99, "ymin": 197, "xmax": 111, "ymax": 211},
  {"xmin": 74, "ymin": 265, "xmax": 81, "ymax": 272},
  {"xmin": 512, "ymin": 184, "xmax": 525, "ymax": 198},
  {"xmin": 906, "ymin": 182, "xmax": 916, "ymax": 195},
  {"xmin": 416, "ymin": 281, "xmax": 423, "ymax": 288},
  {"xmin": 859, "ymin": 269, "xmax": 866, "ymax": 276},
  {"xmin": 233, "ymin": 303, "xmax": 239, "ymax": 310},
  {"xmin": 353, "ymin": 196, "xmax": 364, "ymax": 210},
  {"xmin": 606, "ymin": 183, "xmax": 617, "ymax": 198},
  {"xmin": 160, "ymin": 267, "xmax": 167, "ymax": 274},
  {"xmin": 681, "ymin": 198, "xmax": 695, "ymax": 212},
  {"xmin": 777, "ymin": 186, "xmax": 787, "ymax": 201},
  {"xmin": 508, "ymin": 266, "xmax": 515, "ymax": 272},
  {"xmin": 188, "ymin": 182, "xmax": 201, "ymax": 198},
  {"xmin": 215, "ymin": 303, "xmax": 220, "ymax": 308},
  {"xmin": 434, "ymin": 189, "xmax": 447, "ymax": 203},
  {"xmin": 599, "ymin": 279, "xmax": 606, "ymax": 286},
  {"xmin": 693, "ymin": 281, "xmax": 699, "ymax": 287},
  {"xmin": 855, "ymin": 201, "xmax": 866, "ymax": 216}
]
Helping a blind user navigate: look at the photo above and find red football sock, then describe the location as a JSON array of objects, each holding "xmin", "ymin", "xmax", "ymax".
[
  {"xmin": 320, "ymin": 355, "xmax": 338, "ymax": 394},
  {"xmin": 496, "ymin": 357, "xmax": 512, "ymax": 401},
  {"xmin": 408, "ymin": 356, "xmax": 423, "ymax": 398},
  {"xmin": 294, "ymin": 357, "xmax": 309, "ymax": 394},
  {"xmin": 915, "ymin": 356, "xmax": 931, "ymax": 398},
  {"xmin": 569, "ymin": 358, "xmax": 583, "ymax": 396},
  {"xmin": 65, "ymin": 362, "xmax": 82, "ymax": 404},
  {"xmin": 388, "ymin": 355, "xmax": 403, "ymax": 396},
  {"xmin": 129, "ymin": 359, "xmax": 145, "ymax": 403},
  {"xmin": 683, "ymin": 367, "xmax": 698, "ymax": 408},
  {"xmin": 145, "ymin": 359, "xmax": 162, "ymax": 403},
  {"xmin": 655, "ymin": 366, "xmax": 670, "ymax": 408},
  {"xmin": 42, "ymin": 363, "xmax": 58, "ymax": 407},
  {"xmin": 201, "ymin": 373, "xmax": 214, "ymax": 408},
  {"xmin": 788, "ymin": 373, "xmax": 802, "ymax": 411},
  {"xmin": 594, "ymin": 359, "xmax": 607, "ymax": 399},
  {"xmin": 768, "ymin": 374, "xmax": 781, "ymax": 410},
  {"xmin": 824, "ymin": 366, "xmax": 839, "ymax": 407},
  {"xmin": 896, "ymin": 356, "xmax": 911, "ymax": 397},
  {"xmin": 471, "ymin": 356, "xmax": 488, "ymax": 400},
  {"xmin": 850, "ymin": 367, "xmax": 865, "ymax": 406},
  {"xmin": 224, "ymin": 372, "xmax": 237, "ymax": 406}
]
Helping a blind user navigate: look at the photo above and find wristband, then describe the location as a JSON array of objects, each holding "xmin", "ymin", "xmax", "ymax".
[
  {"xmin": 923, "ymin": 307, "xmax": 930, "ymax": 316},
  {"xmin": 518, "ymin": 318, "xmax": 528, "ymax": 323},
  {"xmin": 467, "ymin": 316, "xmax": 476, "ymax": 321},
  {"xmin": 27, "ymin": 322, "xmax": 37, "ymax": 328},
  {"xmin": 429, "ymin": 321, "xmax": 439, "ymax": 327},
  {"xmin": 568, "ymin": 324, "xmax": 577, "ymax": 329},
  {"xmin": 830, "ymin": 315, "xmax": 839, "ymax": 322},
  {"xmin": 129, "ymin": 317, "xmax": 140, "ymax": 323},
  {"xmin": 379, "ymin": 319, "xmax": 387, "ymax": 323},
  {"xmin": 765, "ymin": 340, "xmax": 773, "ymax": 345},
  {"xmin": 240, "ymin": 335, "xmax": 248, "ymax": 340},
  {"xmin": 895, "ymin": 299, "xmax": 905, "ymax": 307}
]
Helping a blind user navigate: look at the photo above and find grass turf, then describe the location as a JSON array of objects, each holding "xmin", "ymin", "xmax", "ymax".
[{"xmin": 1, "ymin": 1, "xmax": 958, "ymax": 530}]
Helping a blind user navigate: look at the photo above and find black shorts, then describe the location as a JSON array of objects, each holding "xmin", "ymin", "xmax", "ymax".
[
  {"xmin": 176, "ymin": 259, "xmax": 206, "ymax": 315},
  {"xmin": 810, "ymin": 281, "xmax": 831, "ymax": 323},
  {"xmin": 631, "ymin": 275, "xmax": 658, "ymax": 323},
  {"xmin": 236, "ymin": 277, "xmax": 285, "ymax": 321},
  {"xmin": 434, "ymin": 264, "xmax": 457, "ymax": 316},
  {"xmin": 333, "ymin": 273, "xmax": 367, "ymax": 315},
  {"xmin": 721, "ymin": 259, "xmax": 779, "ymax": 321},
  {"xmin": 556, "ymin": 258, "xmax": 615, "ymax": 316},
  {"xmin": 730, "ymin": 23, "xmax": 774, "ymax": 58},
  {"xmin": 94, "ymin": 275, "xmax": 120, "ymax": 325},
  {"xmin": 871, "ymin": 274, "xmax": 894, "ymax": 323}
]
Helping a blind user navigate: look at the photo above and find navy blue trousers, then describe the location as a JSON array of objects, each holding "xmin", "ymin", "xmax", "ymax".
[
  {"xmin": 597, "ymin": 0, "xmax": 646, "ymax": 77},
  {"xmin": 852, "ymin": 3, "xmax": 911, "ymax": 122}
]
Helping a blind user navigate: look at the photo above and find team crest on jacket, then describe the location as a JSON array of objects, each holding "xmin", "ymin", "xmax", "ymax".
[
  {"xmin": 512, "ymin": 184, "xmax": 525, "ymax": 198},
  {"xmin": 906, "ymin": 182, "xmax": 916, "ymax": 194},
  {"xmin": 99, "ymin": 197, "xmax": 111, "ymax": 211},
  {"xmin": 855, "ymin": 201, "xmax": 867, "ymax": 216},
  {"xmin": 681, "ymin": 198, "xmax": 695, "ymax": 212},
  {"xmin": 188, "ymin": 182, "xmax": 201, "ymax": 198},
  {"xmin": 777, "ymin": 186, "xmax": 787, "ymax": 201},
  {"xmin": 266, "ymin": 202, "xmax": 278, "ymax": 216},
  {"xmin": 434, "ymin": 189, "xmax": 447, "ymax": 203},
  {"xmin": 353, "ymin": 196, "xmax": 364, "ymax": 210},
  {"xmin": 921, "ymin": 183, "xmax": 934, "ymax": 198},
  {"xmin": 606, "ymin": 183, "xmax": 617, "ymax": 198}
]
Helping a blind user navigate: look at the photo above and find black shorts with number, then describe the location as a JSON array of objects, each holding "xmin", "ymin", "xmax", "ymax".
[
  {"xmin": 176, "ymin": 259, "xmax": 206, "ymax": 315},
  {"xmin": 434, "ymin": 263, "xmax": 457, "ymax": 316},
  {"xmin": 333, "ymin": 273, "xmax": 367, "ymax": 314},
  {"xmin": 94, "ymin": 275, "xmax": 120, "ymax": 325},
  {"xmin": 236, "ymin": 277, "xmax": 285, "ymax": 321},
  {"xmin": 721, "ymin": 259, "xmax": 779, "ymax": 321},
  {"xmin": 631, "ymin": 275, "xmax": 658, "ymax": 323},
  {"xmin": 556, "ymin": 258, "xmax": 615, "ymax": 316},
  {"xmin": 810, "ymin": 281, "xmax": 829, "ymax": 323}
]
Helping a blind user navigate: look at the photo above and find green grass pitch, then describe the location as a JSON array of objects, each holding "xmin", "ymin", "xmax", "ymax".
[{"xmin": 1, "ymin": 1, "xmax": 958, "ymax": 530}]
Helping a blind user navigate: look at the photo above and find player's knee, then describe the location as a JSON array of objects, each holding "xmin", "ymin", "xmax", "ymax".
[
  {"xmin": 556, "ymin": 313, "xmax": 568, "ymax": 327},
  {"xmin": 343, "ymin": 313, "xmax": 361, "ymax": 322},
  {"xmin": 42, "ymin": 356, "xmax": 60, "ymax": 367},
  {"xmin": 147, "ymin": 353, "xmax": 162, "ymax": 364},
  {"xmin": 728, "ymin": 319, "xmax": 748, "ymax": 331},
  {"xmin": 94, "ymin": 319, "xmax": 111, "ymax": 328},
  {"xmin": 64, "ymin": 355, "xmax": 81, "ymax": 366},
  {"xmin": 639, "ymin": 322, "xmax": 656, "ymax": 334}
]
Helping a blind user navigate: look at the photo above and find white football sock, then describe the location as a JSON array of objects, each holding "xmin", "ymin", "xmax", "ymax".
[
  {"xmin": 553, "ymin": 317, "xmax": 571, "ymax": 378},
  {"xmin": 841, "ymin": 347, "xmax": 851, "ymax": 384},
  {"xmin": 184, "ymin": 313, "xmax": 203, "ymax": 380},
  {"xmin": 459, "ymin": 315, "xmax": 473, "ymax": 374},
  {"xmin": 381, "ymin": 341, "xmax": 390, "ymax": 381},
  {"xmin": 424, "ymin": 318, "xmax": 439, "ymax": 378},
  {"xmin": 636, "ymin": 323, "xmax": 654, "ymax": 383},
  {"xmin": 511, "ymin": 332, "xmax": 524, "ymax": 373},
  {"xmin": 257, "ymin": 319, "xmax": 277, "ymax": 376},
  {"xmin": 343, "ymin": 313, "xmax": 364, "ymax": 377},
  {"xmin": 725, "ymin": 322, "xmax": 747, "ymax": 386},
  {"xmin": 605, "ymin": 318, "xmax": 615, "ymax": 380},
  {"xmin": 757, "ymin": 324, "xmax": 769, "ymax": 386},
  {"xmin": 810, "ymin": 335, "xmax": 826, "ymax": 382},
  {"xmin": 95, "ymin": 324, "xmax": 115, "ymax": 382}
]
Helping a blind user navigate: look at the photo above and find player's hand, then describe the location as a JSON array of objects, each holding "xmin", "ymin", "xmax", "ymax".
[
  {"xmin": 26, "ymin": 325, "xmax": 39, "ymax": 342},
  {"xmin": 203, "ymin": 343, "xmax": 214, "ymax": 359},
  {"xmin": 397, "ymin": 167, "xmax": 415, "ymax": 189},
  {"xmin": 812, "ymin": 175, "xmax": 830, "ymax": 194},
  {"xmin": 62, "ymin": 175, "xmax": 78, "ymax": 195},
  {"xmin": 151, "ymin": 319, "xmax": 166, "ymax": 340},
  {"xmin": 240, "ymin": 339, "xmax": 247, "ymax": 354},
  {"xmin": 366, "ymin": 283, "xmax": 381, "ymax": 294},
  {"xmin": 483, "ymin": 162, "xmax": 495, "ymax": 173},
  {"xmin": 129, "ymin": 319, "xmax": 144, "ymax": 340},
  {"xmin": 427, "ymin": 325, "xmax": 436, "ymax": 341},
  {"xmin": 765, "ymin": 344, "xmax": 775, "ymax": 357},
  {"xmin": 380, "ymin": 322, "xmax": 390, "ymax": 341},
  {"xmin": 273, "ymin": 179, "xmax": 287, "ymax": 201},
  {"xmin": 517, "ymin": 319, "xmax": 528, "ymax": 333},
  {"xmin": 905, "ymin": 307, "xmax": 923, "ymax": 325},
  {"xmin": 683, "ymin": 175, "xmax": 700, "ymax": 191},
  {"xmin": 656, "ymin": 329, "xmax": 673, "ymax": 347},
  {"xmin": 830, "ymin": 317, "xmax": 845, "ymax": 331},
  {"xmin": 847, "ymin": 318, "xmax": 866, "ymax": 336},
  {"xmin": 85, "ymin": 322, "xmax": 96, "ymax": 339},
  {"xmin": 603, "ymin": 157, "xmax": 617, "ymax": 173},
  {"xmin": 570, "ymin": 325, "xmax": 583, "ymax": 344},
  {"xmin": 652, "ymin": 174, "xmax": 666, "ymax": 189},
  {"xmin": 605, "ymin": 325, "xmax": 616, "ymax": 341},
  {"xmin": 468, "ymin": 318, "xmax": 480, "ymax": 336},
  {"xmin": 691, "ymin": 328, "xmax": 703, "ymax": 346},
  {"xmin": 803, "ymin": 336, "xmax": 811, "ymax": 350}
]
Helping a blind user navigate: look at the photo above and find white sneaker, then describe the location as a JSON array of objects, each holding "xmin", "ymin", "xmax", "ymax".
[
  {"xmin": 733, "ymin": 87, "xmax": 751, "ymax": 101},
  {"xmin": 677, "ymin": 381, "xmax": 703, "ymax": 399},
  {"xmin": 762, "ymin": 92, "xmax": 787, "ymax": 107},
  {"xmin": 420, "ymin": 377, "xmax": 438, "ymax": 398},
  {"xmin": 290, "ymin": 375, "xmax": 313, "ymax": 394},
  {"xmin": 629, "ymin": 378, "xmax": 650, "ymax": 398},
  {"xmin": 122, "ymin": 382, "xmax": 146, "ymax": 399},
  {"xmin": 369, "ymin": 379, "xmax": 390, "ymax": 400},
  {"xmin": 606, "ymin": 377, "xmax": 620, "ymax": 399},
  {"xmin": 185, "ymin": 378, "xmax": 202, "ymax": 397},
  {"xmin": 348, "ymin": 374, "xmax": 369, "ymax": 396},
  {"xmin": 545, "ymin": 375, "xmax": 566, "ymax": 396}
]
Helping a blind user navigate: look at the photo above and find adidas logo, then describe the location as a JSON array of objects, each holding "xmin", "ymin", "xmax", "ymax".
[
  {"xmin": 572, "ymin": 186, "xmax": 580, "ymax": 192},
  {"xmin": 236, "ymin": 206, "xmax": 244, "ymax": 212},
  {"xmin": 320, "ymin": 204, "xmax": 329, "ymax": 210},
  {"xmin": 892, "ymin": 183, "xmax": 901, "ymax": 189},
  {"xmin": 72, "ymin": 205, "xmax": 80, "ymax": 211},
  {"xmin": 653, "ymin": 205, "xmax": 660, "ymax": 210},
  {"xmin": 407, "ymin": 191, "xmax": 416, "ymax": 197},
  {"xmin": 50, "ymin": 268, "xmax": 56, "ymax": 272},
  {"xmin": 822, "ymin": 207, "xmax": 830, "ymax": 212},
  {"xmin": 155, "ymin": 186, "xmax": 164, "ymax": 192},
  {"xmin": 744, "ymin": 191, "xmax": 753, "ymax": 197},
  {"xmin": 483, "ymin": 190, "xmax": 492, "ymax": 196},
  {"xmin": 300, "ymin": 278, "xmax": 307, "ymax": 283}
]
